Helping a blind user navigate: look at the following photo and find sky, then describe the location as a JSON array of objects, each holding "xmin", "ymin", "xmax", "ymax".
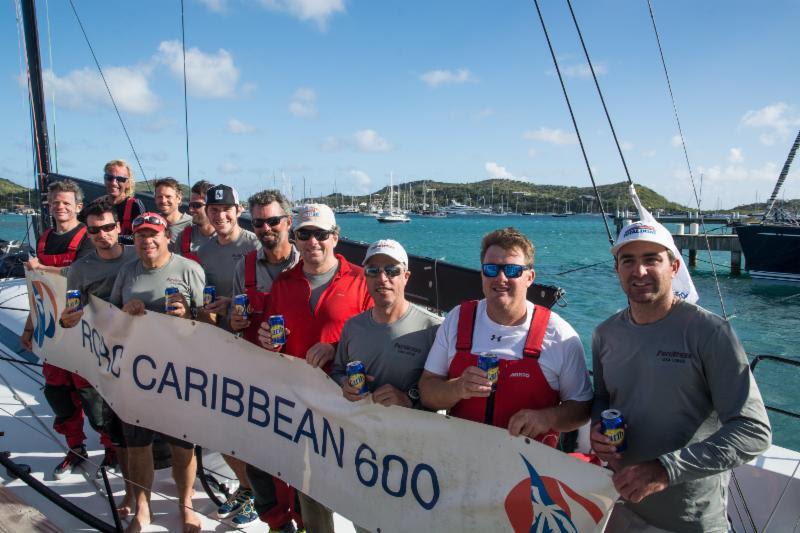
[{"xmin": 1, "ymin": 0, "xmax": 799, "ymax": 208}]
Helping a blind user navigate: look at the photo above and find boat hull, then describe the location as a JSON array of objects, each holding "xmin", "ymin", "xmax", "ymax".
[{"xmin": 734, "ymin": 224, "xmax": 800, "ymax": 281}]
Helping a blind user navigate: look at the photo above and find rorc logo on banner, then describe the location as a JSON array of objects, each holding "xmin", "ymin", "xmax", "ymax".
[
  {"xmin": 30, "ymin": 279, "xmax": 58, "ymax": 348},
  {"xmin": 505, "ymin": 455, "xmax": 603, "ymax": 533}
]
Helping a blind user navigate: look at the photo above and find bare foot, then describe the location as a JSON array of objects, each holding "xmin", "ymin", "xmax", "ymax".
[
  {"xmin": 181, "ymin": 506, "xmax": 201, "ymax": 533},
  {"xmin": 125, "ymin": 506, "xmax": 152, "ymax": 533},
  {"xmin": 116, "ymin": 494, "xmax": 134, "ymax": 520}
]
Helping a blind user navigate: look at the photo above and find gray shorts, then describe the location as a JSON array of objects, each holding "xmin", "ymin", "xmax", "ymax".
[{"xmin": 120, "ymin": 421, "xmax": 193, "ymax": 450}]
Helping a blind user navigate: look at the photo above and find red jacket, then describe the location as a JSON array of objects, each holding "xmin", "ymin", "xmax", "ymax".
[{"xmin": 266, "ymin": 254, "xmax": 373, "ymax": 372}]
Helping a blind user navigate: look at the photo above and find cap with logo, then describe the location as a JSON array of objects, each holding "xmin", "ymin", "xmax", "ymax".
[
  {"xmin": 611, "ymin": 220, "xmax": 679, "ymax": 256},
  {"xmin": 132, "ymin": 212, "xmax": 168, "ymax": 234},
  {"xmin": 363, "ymin": 239, "xmax": 409, "ymax": 266},
  {"xmin": 294, "ymin": 203, "xmax": 337, "ymax": 231},
  {"xmin": 205, "ymin": 184, "xmax": 240, "ymax": 206}
]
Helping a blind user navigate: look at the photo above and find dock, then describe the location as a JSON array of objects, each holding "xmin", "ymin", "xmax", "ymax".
[{"xmin": 614, "ymin": 215, "xmax": 745, "ymax": 274}]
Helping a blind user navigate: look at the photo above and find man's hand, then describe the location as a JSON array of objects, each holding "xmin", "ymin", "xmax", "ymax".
[
  {"xmin": 372, "ymin": 384, "xmax": 412, "ymax": 408},
  {"xmin": 229, "ymin": 307, "xmax": 250, "ymax": 331},
  {"xmin": 508, "ymin": 409, "xmax": 555, "ymax": 438},
  {"xmin": 257, "ymin": 322, "xmax": 290, "ymax": 351},
  {"xmin": 306, "ymin": 342, "xmax": 334, "ymax": 368},
  {"xmin": 205, "ymin": 296, "xmax": 231, "ymax": 317},
  {"xmin": 456, "ymin": 366, "xmax": 492, "ymax": 399},
  {"xmin": 590, "ymin": 421, "xmax": 623, "ymax": 468},
  {"xmin": 613, "ymin": 460, "xmax": 669, "ymax": 503},
  {"xmin": 122, "ymin": 299, "xmax": 146, "ymax": 316},
  {"xmin": 342, "ymin": 375, "xmax": 375, "ymax": 402},
  {"xmin": 59, "ymin": 307, "xmax": 83, "ymax": 328},
  {"xmin": 25, "ymin": 257, "xmax": 41, "ymax": 271},
  {"xmin": 19, "ymin": 328, "xmax": 33, "ymax": 351},
  {"xmin": 166, "ymin": 292, "xmax": 190, "ymax": 318}
]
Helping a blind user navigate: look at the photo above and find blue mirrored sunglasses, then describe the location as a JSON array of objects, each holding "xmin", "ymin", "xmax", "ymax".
[{"xmin": 481, "ymin": 263, "xmax": 530, "ymax": 278}]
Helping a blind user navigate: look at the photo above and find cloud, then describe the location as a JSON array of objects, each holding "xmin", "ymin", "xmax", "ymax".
[
  {"xmin": 473, "ymin": 107, "xmax": 494, "ymax": 119},
  {"xmin": 40, "ymin": 66, "xmax": 158, "ymax": 114},
  {"xmin": 695, "ymin": 162, "xmax": 779, "ymax": 184},
  {"xmin": 527, "ymin": 147, "xmax": 537, "ymax": 158},
  {"xmin": 523, "ymin": 127, "xmax": 577, "ymax": 145},
  {"xmin": 670, "ymin": 134, "xmax": 684, "ymax": 147},
  {"xmin": 198, "ymin": 0, "xmax": 228, "ymax": 12},
  {"xmin": 348, "ymin": 169, "xmax": 372, "ymax": 193},
  {"xmin": 620, "ymin": 141, "xmax": 634, "ymax": 152},
  {"xmin": 227, "ymin": 118, "xmax": 256, "ymax": 134},
  {"xmin": 740, "ymin": 102, "xmax": 800, "ymax": 146},
  {"xmin": 642, "ymin": 149, "xmax": 657, "ymax": 158},
  {"xmin": 321, "ymin": 136, "xmax": 342, "ymax": 152},
  {"xmin": 218, "ymin": 161, "xmax": 242, "ymax": 174},
  {"xmin": 156, "ymin": 40, "xmax": 240, "ymax": 98},
  {"xmin": 557, "ymin": 62, "xmax": 608, "ymax": 78},
  {"xmin": 485, "ymin": 162, "xmax": 514, "ymax": 179},
  {"xmin": 419, "ymin": 68, "xmax": 476, "ymax": 88},
  {"xmin": 258, "ymin": 0, "xmax": 345, "ymax": 30},
  {"xmin": 728, "ymin": 148, "xmax": 743, "ymax": 163},
  {"xmin": 353, "ymin": 129, "xmax": 391, "ymax": 152},
  {"xmin": 288, "ymin": 87, "xmax": 317, "ymax": 118}
]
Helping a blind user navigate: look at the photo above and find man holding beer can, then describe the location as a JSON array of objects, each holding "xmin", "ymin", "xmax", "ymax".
[
  {"xmin": 590, "ymin": 219, "xmax": 771, "ymax": 532},
  {"xmin": 419, "ymin": 228, "xmax": 592, "ymax": 446}
]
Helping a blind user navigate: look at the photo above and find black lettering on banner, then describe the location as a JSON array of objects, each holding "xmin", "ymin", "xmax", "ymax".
[
  {"xmin": 411, "ymin": 463, "xmax": 440, "ymax": 510},
  {"xmin": 274, "ymin": 395, "xmax": 295, "ymax": 440},
  {"xmin": 322, "ymin": 418, "xmax": 344, "ymax": 468},
  {"xmin": 110, "ymin": 345, "xmax": 123, "ymax": 377},
  {"xmin": 133, "ymin": 354, "xmax": 157, "ymax": 390},
  {"xmin": 81, "ymin": 320, "xmax": 92, "ymax": 347},
  {"xmin": 210, "ymin": 373, "xmax": 218, "ymax": 410},
  {"xmin": 354, "ymin": 443, "xmax": 440, "ymax": 510},
  {"xmin": 185, "ymin": 367, "xmax": 208, "ymax": 407},
  {"xmin": 294, "ymin": 409, "xmax": 319, "ymax": 453},
  {"xmin": 158, "ymin": 362, "xmax": 182, "ymax": 399},
  {"xmin": 221, "ymin": 377, "xmax": 244, "ymax": 417},
  {"xmin": 80, "ymin": 320, "xmax": 123, "ymax": 377},
  {"xmin": 355, "ymin": 443, "xmax": 379, "ymax": 487},
  {"xmin": 382, "ymin": 455, "xmax": 408, "ymax": 497},
  {"xmin": 248, "ymin": 386, "xmax": 270, "ymax": 427}
]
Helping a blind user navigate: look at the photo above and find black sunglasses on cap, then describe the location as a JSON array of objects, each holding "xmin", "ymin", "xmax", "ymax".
[
  {"xmin": 86, "ymin": 222, "xmax": 118, "ymax": 235},
  {"xmin": 481, "ymin": 263, "xmax": 530, "ymax": 278},
  {"xmin": 252, "ymin": 215, "xmax": 288, "ymax": 228},
  {"xmin": 104, "ymin": 174, "xmax": 129, "ymax": 183},
  {"xmin": 364, "ymin": 264, "xmax": 404, "ymax": 278},
  {"xmin": 294, "ymin": 228, "xmax": 333, "ymax": 241}
]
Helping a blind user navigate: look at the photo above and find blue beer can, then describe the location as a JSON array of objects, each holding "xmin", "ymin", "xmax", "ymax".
[
  {"xmin": 165, "ymin": 287, "xmax": 179, "ymax": 312},
  {"xmin": 347, "ymin": 361, "xmax": 368, "ymax": 395},
  {"xmin": 66, "ymin": 290, "xmax": 82, "ymax": 311},
  {"xmin": 233, "ymin": 294, "xmax": 249, "ymax": 320},
  {"xmin": 203, "ymin": 286, "xmax": 216, "ymax": 306},
  {"xmin": 268, "ymin": 315, "xmax": 287, "ymax": 344},
  {"xmin": 478, "ymin": 353, "xmax": 499, "ymax": 389},
  {"xmin": 601, "ymin": 409, "xmax": 627, "ymax": 452}
]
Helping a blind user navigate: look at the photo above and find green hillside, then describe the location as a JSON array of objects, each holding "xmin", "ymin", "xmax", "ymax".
[{"xmin": 135, "ymin": 180, "xmax": 191, "ymax": 198}]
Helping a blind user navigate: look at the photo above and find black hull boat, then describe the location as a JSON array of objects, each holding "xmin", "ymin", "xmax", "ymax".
[{"xmin": 734, "ymin": 223, "xmax": 800, "ymax": 281}]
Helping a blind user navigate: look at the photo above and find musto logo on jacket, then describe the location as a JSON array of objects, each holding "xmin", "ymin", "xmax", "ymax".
[
  {"xmin": 30, "ymin": 280, "xmax": 58, "ymax": 348},
  {"xmin": 505, "ymin": 455, "xmax": 603, "ymax": 533}
]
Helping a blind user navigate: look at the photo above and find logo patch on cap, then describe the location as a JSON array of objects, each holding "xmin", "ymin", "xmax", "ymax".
[{"xmin": 623, "ymin": 224, "xmax": 657, "ymax": 237}]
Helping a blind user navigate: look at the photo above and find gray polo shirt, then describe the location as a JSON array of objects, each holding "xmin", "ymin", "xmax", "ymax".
[
  {"xmin": 167, "ymin": 212, "xmax": 193, "ymax": 244},
  {"xmin": 196, "ymin": 229, "xmax": 260, "ymax": 298},
  {"xmin": 66, "ymin": 246, "xmax": 137, "ymax": 304},
  {"xmin": 231, "ymin": 245, "xmax": 300, "ymax": 295},
  {"xmin": 592, "ymin": 300, "xmax": 771, "ymax": 532},
  {"xmin": 109, "ymin": 253, "xmax": 205, "ymax": 311},
  {"xmin": 331, "ymin": 304, "xmax": 442, "ymax": 399},
  {"xmin": 172, "ymin": 224, "xmax": 216, "ymax": 256}
]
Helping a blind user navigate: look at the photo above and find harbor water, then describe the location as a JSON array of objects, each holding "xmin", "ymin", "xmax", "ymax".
[{"xmin": 2, "ymin": 212, "xmax": 798, "ymax": 449}]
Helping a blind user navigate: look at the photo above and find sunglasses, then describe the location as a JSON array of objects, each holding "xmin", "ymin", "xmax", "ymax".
[
  {"xmin": 364, "ymin": 264, "xmax": 404, "ymax": 278},
  {"xmin": 188, "ymin": 202, "xmax": 206, "ymax": 209},
  {"xmin": 481, "ymin": 263, "xmax": 530, "ymax": 278},
  {"xmin": 132, "ymin": 214, "xmax": 166, "ymax": 228},
  {"xmin": 252, "ymin": 215, "xmax": 287, "ymax": 228},
  {"xmin": 86, "ymin": 222, "xmax": 118, "ymax": 235},
  {"xmin": 295, "ymin": 228, "xmax": 333, "ymax": 241},
  {"xmin": 104, "ymin": 174, "xmax": 129, "ymax": 183}
]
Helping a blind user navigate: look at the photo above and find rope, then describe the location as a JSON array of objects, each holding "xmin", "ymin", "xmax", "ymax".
[
  {"xmin": 646, "ymin": 0, "xmax": 728, "ymax": 318},
  {"xmin": 64, "ymin": 0, "xmax": 152, "ymax": 193},
  {"xmin": 556, "ymin": 258, "xmax": 614, "ymax": 276},
  {"xmin": 531, "ymin": 0, "xmax": 614, "ymax": 245},
  {"xmin": 180, "ymin": 0, "xmax": 192, "ymax": 187},
  {"xmin": 761, "ymin": 455, "xmax": 800, "ymax": 532},
  {"xmin": 43, "ymin": 0, "xmax": 58, "ymax": 174}
]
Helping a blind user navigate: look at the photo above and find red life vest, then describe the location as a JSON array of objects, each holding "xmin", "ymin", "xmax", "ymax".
[
  {"xmin": 447, "ymin": 299, "xmax": 560, "ymax": 447},
  {"xmin": 36, "ymin": 227, "xmax": 88, "ymax": 267},
  {"xmin": 242, "ymin": 250, "xmax": 270, "ymax": 343},
  {"xmin": 120, "ymin": 197, "xmax": 136, "ymax": 235},
  {"xmin": 180, "ymin": 225, "xmax": 200, "ymax": 263}
]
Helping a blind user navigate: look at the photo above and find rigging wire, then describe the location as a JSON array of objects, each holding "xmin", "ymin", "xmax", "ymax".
[
  {"xmin": 64, "ymin": 0, "xmax": 152, "ymax": 193},
  {"xmin": 180, "ymin": 0, "xmax": 192, "ymax": 187},
  {"xmin": 43, "ymin": 0, "xmax": 58, "ymax": 174},
  {"xmin": 531, "ymin": 0, "xmax": 614, "ymax": 245},
  {"xmin": 646, "ymin": 0, "xmax": 728, "ymax": 319}
]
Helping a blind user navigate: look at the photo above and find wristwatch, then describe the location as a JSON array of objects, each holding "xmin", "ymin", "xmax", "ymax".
[{"xmin": 407, "ymin": 387, "xmax": 421, "ymax": 408}]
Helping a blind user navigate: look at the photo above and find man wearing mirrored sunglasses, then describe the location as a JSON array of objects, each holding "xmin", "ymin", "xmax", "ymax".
[
  {"xmin": 103, "ymin": 159, "xmax": 144, "ymax": 242},
  {"xmin": 173, "ymin": 180, "xmax": 216, "ymax": 262},
  {"xmin": 258, "ymin": 203, "xmax": 372, "ymax": 533},
  {"xmin": 419, "ymin": 227, "xmax": 592, "ymax": 447},
  {"xmin": 154, "ymin": 177, "xmax": 192, "ymax": 244}
]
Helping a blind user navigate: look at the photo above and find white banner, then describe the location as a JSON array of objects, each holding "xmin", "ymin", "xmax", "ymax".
[{"xmin": 27, "ymin": 271, "xmax": 617, "ymax": 532}]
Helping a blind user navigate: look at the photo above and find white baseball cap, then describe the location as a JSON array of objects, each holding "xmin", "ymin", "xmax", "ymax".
[
  {"xmin": 294, "ymin": 203, "xmax": 337, "ymax": 231},
  {"xmin": 611, "ymin": 220, "xmax": 679, "ymax": 256},
  {"xmin": 363, "ymin": 239, "xmax": 409, "ymax": 266}
]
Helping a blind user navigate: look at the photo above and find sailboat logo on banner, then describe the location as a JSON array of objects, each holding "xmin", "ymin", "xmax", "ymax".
[
  {"xmin": 30, "ymin": 280, "xmax": 58, "ymax": 348},
  {"xmin": 504, "ymin": 455, "xmax": 603, "ymax": 533}
]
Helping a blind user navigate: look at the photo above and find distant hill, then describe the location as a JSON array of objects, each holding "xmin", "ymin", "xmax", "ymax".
[
  {"xmin": 729, "ymin": 199, "xmax": 800, "ymax": 215},
  {"xmin": 0, "ymin": 177, "xmax": 30, "ymax": 207},
  {"xmin": 0, "ymin": 177, "xmax": 27, "ymax": 195},
  {"xmin": 316, "ymin": 179, "xmax": 688, "ymax": 213}
]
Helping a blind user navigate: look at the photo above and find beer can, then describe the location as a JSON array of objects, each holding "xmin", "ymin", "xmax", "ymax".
[
  {"xmin": 268, "ymin": 315, "xmax": 287, "ymax": 344},
  {"xmin": 66, "ymin": 289, "xmax": 82, "ymax": 311},
  {"xmin": 601, "ymin": 409, "xmax": 627, "ymax": 452},
  {"xmin": 203, "ymin": 286, "xmax": 216, "ymax": 306},
  {"xmin": 165, "ymin": 287, "xmax": 179, "ymax": 312},
  {"xmin": 347, "ymin": 361, "xmax": 368, "ymax": 395},
  {"xmin": 478, "ymin": 353, "xmax": 500, "ymax": 389},
  {"xmin": 233, "ymin": 294, "xmax": 249, "ymax": 320}
]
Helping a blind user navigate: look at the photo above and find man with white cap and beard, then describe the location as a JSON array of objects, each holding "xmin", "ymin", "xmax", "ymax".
[{"xmin": 590, "ymin": 220, "xmax": 771, "ymax": 532}]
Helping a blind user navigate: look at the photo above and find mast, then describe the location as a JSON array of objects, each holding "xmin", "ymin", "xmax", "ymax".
[
  {"xmin": 763, "ymin": 129, "xmax": 800, "ymax": 221},
  {"xmin": 20, "ymin": 0, "xmax": 52, "ymax": 230}
]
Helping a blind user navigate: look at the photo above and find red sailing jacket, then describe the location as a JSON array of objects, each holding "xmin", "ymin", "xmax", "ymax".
[
  {"xmin": 447, "ymin": 299, "xmax": 560, "ymax": 448},
  {"xmin": 180, "ymin": 225, "xmax": 200, "ymax": 263},
  {"xmin": 242, "ymin": 250, "xmax": 268, "ymax": 343},
  {"xmin": 120, "ymin": 197, "xmax": 137, "ymax": 235},
  {"xmin": 36, "ymin": 227, "xmax": 88, "ymax": 268},
  {"xmin": 266, "ymin": 254, "xmax": 373, "ymax": 373}
]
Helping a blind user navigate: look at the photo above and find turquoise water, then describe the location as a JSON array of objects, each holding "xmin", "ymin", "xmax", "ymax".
[{"xmin": 3, "ymin": 213, "xmax": 798, "ymax": 449}]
